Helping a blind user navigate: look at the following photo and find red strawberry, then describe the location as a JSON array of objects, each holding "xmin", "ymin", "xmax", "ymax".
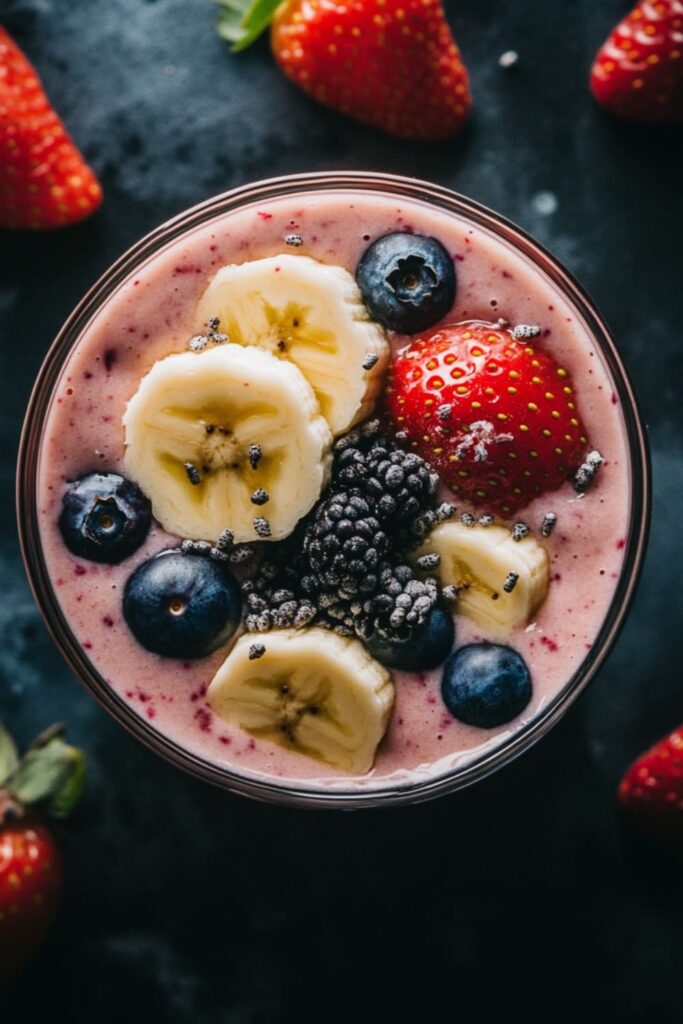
[
  {"xmin": 0, "ymin": 820, "xmax": 62, "ymax": 990},
  {"xmin": 0, "ymin": 723, "xmax": 85, "ymax": 991},
  {"xmin": 590, "ymin": 0, "xmax": 683, "ymax": 123},
  {"xmin": 385, "ymin": 322, "xmax": 588, "ymax": 515},
  {"xmin": 218, "ymin": 0, "xmax": 471, "ymax": 141},
  {"xmin": 619, "ymin": 726, "xmax": 683, "ymax": 847},
  {"xmin": 0, "ymin": 26, "xmax": 102, "ymax": 230}
]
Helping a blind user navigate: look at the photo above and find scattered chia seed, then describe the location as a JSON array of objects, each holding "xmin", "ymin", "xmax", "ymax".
[
  {"xmin": 248, "ymin": 444, "xmax": 262, "ymax": 470},
  {"xmin": 511, "ymin": 324, "xmax": 542, "ymax": 340},
  {"xmin": 511, "ymin": 522, "xmax": 530, "ymax": 541},
  {"xmin": 437, "ymin": 403, "xmax": 452, "ymax": 422},
  {"xmin": 503, "ymin": 571, "xmax": 519, "ymax": 593},
  {"xmin": 460, "ymin": 512, "xmax": 476, "ymax": 527},
  {"xmin": 478, "ymin": 515, "xmax": 494, "ymax": 527},
  {"xmin": 207, "ymin": 317, "xmax": 220, "ymax": 331},
  {"xmin": 540, "ymin": 512, "xmax": 557, "ymax": 537},
  {"xmin": 251, "ymin": 488, "xmax": 270, "ymax": 506},
  {"xmin": 416, "ymin": 553, "xmax": 440, "ymax": 571},
  {"xmin": 436, "ymin": 502, "xmax": 456, "ymax": 521},
  {"xmin": 573, "ymin": 450, "xmax": 604, "ymax": 493},
  {"xmin": 216, "ymin": 528, "xmax": 234, "ymax": 550},
  {"xmin": 248, "ymin": 643, "xmax": 266, "ymax": 660},
  {"xmin": 442, "ymin": 585, "xmax": 459, "ymax": 602},
  {"xmin": 284, "ymin": 234, "xmax": 304, "ymax": 247},
  {"xmin": 495, "ymin": 317, "xmax": 510, "ymax": 329},
  {"xmin": 188, "ymin": 335, "xmax": 209, "ymax": 352},
  {"xmin": 254, "ymin": 516, "xmax": 271, "ymax": 538},
  {"xmin": 184, "ymin": 462, "xmax": 202, "ymax": 486},
  {"xmin": 210, "ymin": 332, "xmax": 229, "ymax": 344},
  {"xmin": 180, "ymin": 539, "xmax": 194, "ymax": 554},
  {"xmin": 362, "ymin": 353, "xmax": 379, "ymax": 371},
  {"xmin": 498, "ymin": 49, "xmax": 519, "ymax": 69}
]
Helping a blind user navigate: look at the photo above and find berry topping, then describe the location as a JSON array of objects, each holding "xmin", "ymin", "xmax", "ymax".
[
  {"xmin": 365, "ymin": 604, "xmax": 454, "ymax": 671},
  {"xmin": 356, "ymin": 233, "xmax": 456, "ymax": 334},
  {"xmin": 386, "ymin": 322, "xmax": 588, "ymax": 514},
  {"xmin": 123, "ymin": 550, "xmax": 241, "ymax": 659},
  {"xmin": 441, "ymin": 643, "xmax": 532, "ymax": 728},
  {"xmin": 59, "ymin": 473, "xmax": 151, "ymax": 564}
]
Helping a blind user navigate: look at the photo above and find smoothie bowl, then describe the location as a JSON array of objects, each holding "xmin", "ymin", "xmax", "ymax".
[{"xmin": 17, "ymin": 172, "xmax": 650, "ymax": 808}]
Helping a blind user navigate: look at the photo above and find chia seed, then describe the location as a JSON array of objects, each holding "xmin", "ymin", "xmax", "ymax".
[
  {"xmin": 254, "ymin": 516, "xmax": 271, "ymax": 538},
  {"xmin": 416, "ymin": 553, "xmax": 440, "ymax": 571},
  {"xmin": 251, "ymin": 488, "xmax": 270, "ymax": 506},
  {"xmin": 460, "ymin": 512, "xmax": 476, "ymax": 527},
  {"xmin": 207, "ymin": 317, "xmax": 220, "ymax": 331},
  {"xmin": 216, "ymin": 528, "xmax": 234, "ymax": 550},
  {"xmin": 184, "ymin": 462, "xmax": 201, "ymax": 486},
  {"xmin": 362, "ymin": 353, "xmax": 379, "ymax": 371},
  {"xmin": 573, "ymin": 450, "xmax": 604, "ymax": 493},
  {"xmin": 503, "ymin": 571, "xmax": 519, "ymax": 593},
  {"xmin": 511, "ymin": 522, "xmax": 530, "ymax": 541},
  {"xmin": 437, "ymin": 403, "xmax": 452, "ymax": 422},
  {"xmin": 442, "ymin": 585, "xmax": 459, "ymax": 602},
  {"xmin": 478, "ymin": 515, "xmax": 494, "ymax": 527},
  {"xmin": 248, "ymin": 444, "xmax": 262, "ymax": 470},
  {"xmin": 188, "ymin": 335, "xmax": 209, "ymax": 352},
  {"xmin": 540, "ymin": 512, "xmax": 557, "ymax": 537},
  {"xmin": 284, "ymin": 234, "xmax": 304, "ymax": 247},
  {"xmin": 511, "ymin": 324, "xmax": 541, "ymax": 340},
  {"xmin": 248, "ymin": 643, "xmax": 266, "ymax": 660}
]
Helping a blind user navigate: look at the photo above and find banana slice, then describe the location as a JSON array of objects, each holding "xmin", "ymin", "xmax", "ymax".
[
  {"xmin": 194, "ymin": 255, "xmax": 390, "ymax": 436},
  {"xmin": 417, "ymin": 522, "xmax": 549, "ymax": 635},
  {"xmin": 208, "ymin": 628, "xmax": 394, "ymax": 775},
  {"xmin": 123, "ymin": 344, "xmax": 331, "ymax": 543}
]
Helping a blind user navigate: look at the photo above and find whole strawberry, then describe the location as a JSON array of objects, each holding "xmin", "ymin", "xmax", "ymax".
[
  {"xmin": 619, "ymin": 726, "xmax": 683, "ymax": 847},
  {"xmin": 0, "ymin": 723, "xmax": 85, "ymax": 992},
  {"xmin": 385, "ymin": 322, "xmax": 588, "ymax": 515},
  {"xmin": 218, "ymin": 0, "xmax": 471, "ymax": 141},
  {"xmin": 590, "ymin": 0, "xmax": 683, "ymax": 123},
  {"xmin": 0, "ymin": 26, "xmax": 102, "ymax": 230}
]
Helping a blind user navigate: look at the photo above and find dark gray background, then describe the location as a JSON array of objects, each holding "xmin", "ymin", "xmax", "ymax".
[{"xmin": 1, "ymin": 1, "xmax": 681, "ymax": 1020}]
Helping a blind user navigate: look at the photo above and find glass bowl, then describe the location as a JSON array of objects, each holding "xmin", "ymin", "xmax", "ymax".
[{"xmin": 17, "ymin": 172, "xmax": 651, "ymax": 808}]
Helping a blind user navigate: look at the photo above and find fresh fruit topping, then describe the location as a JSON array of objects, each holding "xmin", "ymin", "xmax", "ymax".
[
  {"xmin": 365, "ymin": 604, "xmax": 454, "ymax": 670},
  {"xmin": 590, "ymin": 0, "xmax": 683, "ymax": 124},
  {"xmin": 356, "ymin": 233, "xmax": 456, "ymax": 334},
  {"xmin": 0, "ymin": 724, "xmax": 85, "ymax": 988},
  {"xmin": 58, "ymin": 472, "xmax": 151, "ymax": 564},
  {"xmin": 208, "ymin": 628, "xmax": 394, "ymax": 774},
  {"xmin": 194, "ymin": 255, "xmax": 389, "ymax": 436},
  {"xmin": 619, "ymin": 725, "xmax": 683, "ymax": 847},
  {"xmin": 416, "ymin": 521, "xmax": 549, "ymax": 635},
  {"xmin": 240, "ymin": 420, "xmax": 455, "ymax": 648},
  {"xmin": 0, "ymin": 27, "xmax": 102, "ymax": 230},
  {"xmin": 218, "ymin": 0, "xmax": 471, "ymax": 142},
  {"xmin": 441, "ymin": 643, "xmax": 532, "ymax": 728},
  {"xmin": 386, "ymin": 322, "xmax": 588, "ymax": 514},
  {"xmin": 122, "ymin": 550, "xmax": 241, "ymax": 659},
  {"xmin": 123, "ymin": 344, "xmax": 332, "ymax": 543}
]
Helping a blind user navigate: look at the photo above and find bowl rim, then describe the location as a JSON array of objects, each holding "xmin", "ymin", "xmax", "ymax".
[{"xmin": 16, "ymin": 170, "xmax": 651, "ymax": 809}]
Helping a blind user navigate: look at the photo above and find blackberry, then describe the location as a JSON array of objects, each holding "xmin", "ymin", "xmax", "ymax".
[{"xmin": 303, "ymin": 490, "xmax": 388, "ymax": 599}]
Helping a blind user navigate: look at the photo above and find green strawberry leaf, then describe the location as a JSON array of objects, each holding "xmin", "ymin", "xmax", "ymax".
[
  {"xmin": 217, "ymin": 0, "xmax": 284, "ymax": 52},
  {"xmin": 10, "ymin": 735, "xmax": 86, "ymax": 820},
  {"xmin": 0, "ymin": 722, "xmax": 19, "ymax": 787}
]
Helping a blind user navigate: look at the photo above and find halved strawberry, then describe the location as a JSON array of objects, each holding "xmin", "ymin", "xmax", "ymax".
[
  {"xmin": 0, "ymin": 26, "xmax": 102, "ymax": 230},
  {"xmin": 385, "ymin": 322, "xmax": 588, "ymax": 515}
]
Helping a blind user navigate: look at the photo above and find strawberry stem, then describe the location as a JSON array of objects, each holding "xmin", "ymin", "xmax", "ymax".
[
  {"xmin": 216, "ymin": 0, "xmax": 284, "ymax": 51},
  {"xmin": 0, "ymin": 723, "xmax": 19, "ymax": 787}
]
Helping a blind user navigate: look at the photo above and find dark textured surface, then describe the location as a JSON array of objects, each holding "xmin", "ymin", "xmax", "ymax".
[{"xmin": 1, "ymin": 1, "xmax": 681, "ymax": 1020}]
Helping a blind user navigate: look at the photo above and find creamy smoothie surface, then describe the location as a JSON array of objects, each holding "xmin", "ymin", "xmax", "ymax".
[{"xmin": 36, "ymin": 189, "xmax": 630, "ymax": 792}]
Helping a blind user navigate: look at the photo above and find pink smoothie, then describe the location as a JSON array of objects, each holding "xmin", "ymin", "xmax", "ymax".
[{"xmin": 35, "ymin": 188, "xmax": 631, "ymax": 794}]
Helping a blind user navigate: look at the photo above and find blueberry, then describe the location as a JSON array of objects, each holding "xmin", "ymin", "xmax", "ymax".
[
  {"xmin": 123, "ymin": 550, "xmax": 241, "ymax": 659},
  {"xmin": 59, "ymin": 472, "xmax": 151, "ymax": 564},
  {"xmin": 356, "ymin": 232, "xmax": 456, "ymax": 333},
  {"xmin": 441, "ymin": 643, "xmax": 532, "ymax": 728},
  {"xmin": 366, "ymin": 606, "xmax": 454, "ymax": 671}
]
